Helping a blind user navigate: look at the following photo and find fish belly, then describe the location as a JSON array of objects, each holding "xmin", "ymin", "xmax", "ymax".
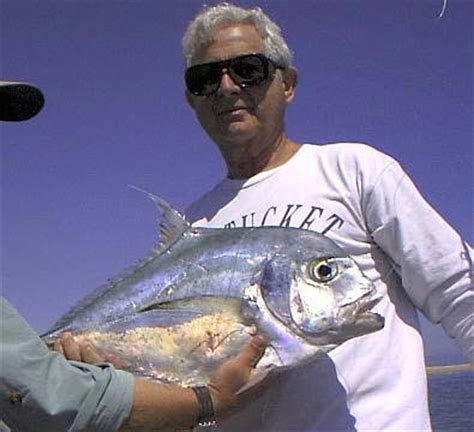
[{"xmin": 73, "ymin": 307, "xmax": 256, "ymax": 387}]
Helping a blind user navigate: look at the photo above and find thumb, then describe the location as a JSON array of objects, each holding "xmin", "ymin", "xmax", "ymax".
[{"xmin": 235, "ymin": 334, "xmax": 268, "ymax": 369}]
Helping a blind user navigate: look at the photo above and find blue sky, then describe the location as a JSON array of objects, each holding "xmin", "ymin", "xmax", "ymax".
[{"xmin": 1, "ymin": 0, "xmax": 472, "ymax": 365}]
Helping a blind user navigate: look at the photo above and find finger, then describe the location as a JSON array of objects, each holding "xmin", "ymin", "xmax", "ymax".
[
  {"xmin": 61, "ymin": 334, "xmax": 83, "ymax": 361},
  {"xmin": 102, "ymin": 353, "xmax": 124, "ymax": 369},
  {"xmin": 235, "ymin": 334, "xmax": 268, "ymax": 369},
  {"xmin": 80, "ymin": 342, "xmax": 104, "ymax": 364},
  {"xmin": 53, "ymin": 339, "xmax": 65, "ymax": 355}
]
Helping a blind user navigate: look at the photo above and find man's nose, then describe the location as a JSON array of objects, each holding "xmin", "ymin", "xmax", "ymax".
[{"xmin": 216, "ymin": 70, "xmax": 241, "ymax": 95}]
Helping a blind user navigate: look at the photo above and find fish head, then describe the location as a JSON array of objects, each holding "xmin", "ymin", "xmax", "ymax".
[
  {"xmin": 256, "ymin": 234, "xmax": 384, "ymax": 347},
  {"xmin": 289, "ymin": 256, "xmax": 383, "ymax": 343}
]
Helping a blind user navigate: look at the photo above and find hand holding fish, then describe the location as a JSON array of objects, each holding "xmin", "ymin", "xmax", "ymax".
[
  {"xmin": 120, "ymin": 333, "xmax": 270, "ymax": 431},
  {"xmin": 53, "ymin": 332, "xmax": 125, "ymax": 367},
  {"xmin": 53, "ymin": 332, "xmax": 104, "ymax": 363},
  {"xmin": 206, "ymin": 333, "xmax": 269, "ymax": 419},
  {"xmin": 53, "ymin": 331, "xmax": 270, "ymax": 430}
]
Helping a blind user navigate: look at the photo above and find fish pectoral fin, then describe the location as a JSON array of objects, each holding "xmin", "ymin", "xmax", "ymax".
[
  {"xmin": 102, "ymin": 308, "xmax": 204, "ymax": 332},
  {"xmin": 103, "ymin": 297, "xmax": 243, "ymax": 333},
  {"xmin": 144, "ymin": 296, "xmax": 242, "ymax": 316}
]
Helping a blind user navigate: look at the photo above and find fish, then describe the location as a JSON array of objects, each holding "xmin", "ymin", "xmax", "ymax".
[{"xmin": 42, "ymin": 192, "xmax": 384, "ymax": 387}]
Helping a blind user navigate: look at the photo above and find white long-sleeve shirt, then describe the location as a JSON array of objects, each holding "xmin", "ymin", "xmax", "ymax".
[{"xmin": 187, "ymin": 143, "xmax": 473, "ymax": 431}]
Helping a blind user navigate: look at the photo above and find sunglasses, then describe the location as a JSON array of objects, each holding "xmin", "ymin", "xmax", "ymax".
[{"xmin": 185, "ymin": 53, "xmax": 282, "ymax": 96}]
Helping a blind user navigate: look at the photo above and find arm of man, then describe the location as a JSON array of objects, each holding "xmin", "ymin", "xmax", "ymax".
[
  {"xmin": 363, "ymin": 156, "xmax": 473, "ymax": 359},
  {"xmin": 1, "ymin": 297, "xmax": 132, "ymax": 431},
  {"xmin": 120, "ymin": 335, "xmax": 267, "ymax": 431},
  {"xmin": 0, "ymin": 297, "xmax": 267, "ymax": 431}
]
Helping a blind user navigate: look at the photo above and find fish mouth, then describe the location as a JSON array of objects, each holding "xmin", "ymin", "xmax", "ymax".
[
  {"xmin": 293, "ymin": 289, "xmax": 384, "ymax": 345},
  {"xmin": 338, "ymin": 289, "xmax": 382, "ymax": 321},
  {"xmin": 331, "ymin": 290, "xmax": 384, "ymax": 335}
]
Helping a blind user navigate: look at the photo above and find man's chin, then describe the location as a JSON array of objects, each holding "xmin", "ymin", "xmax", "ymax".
[{"xmin": 215, "ymin": 125, "xmax": 256, "ymax": 146}]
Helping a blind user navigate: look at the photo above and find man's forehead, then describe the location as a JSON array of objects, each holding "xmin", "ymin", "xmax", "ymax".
[{"xmin": 192, "ymin": 23, "xmax": 265, "ymax": 65}]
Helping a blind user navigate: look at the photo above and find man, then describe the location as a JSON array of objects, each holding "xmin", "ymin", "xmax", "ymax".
[
  {"xmin": 181, "ymin": 3, "xmax": 472, "ymax": 431},
  {"xmin": 0, "ymin": 81, "xmax": 269, "ymax": 431}
]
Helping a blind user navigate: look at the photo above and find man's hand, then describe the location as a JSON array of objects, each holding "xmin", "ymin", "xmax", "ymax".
[
  {"xmin": 53, "ymin": 333, "xmax": 104, "ymax": 363},
  {"xmin": 207, "ymin": 334, "xmax": 270, "ymax": 419},
  {"xmin": 53, "ymin": 332, "xmax": 271, "ymax": 430}
]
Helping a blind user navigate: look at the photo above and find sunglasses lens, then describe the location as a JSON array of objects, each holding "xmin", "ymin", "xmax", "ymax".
[
  {"xmin": 230, "ymin": 55, "xmax": 268, "ymax": 86},
  {"xmin": 185, "ymin": 63, "xmax": 221, "ymax": 96},
  {"xmin": 185, "ymin": 54, "xmax": 274, "ymax": 96}
]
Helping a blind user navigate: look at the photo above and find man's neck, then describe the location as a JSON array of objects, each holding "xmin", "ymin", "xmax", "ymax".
[{"xmin": 221, "ymin": 135, "xmax": 301, "ymax": 180}]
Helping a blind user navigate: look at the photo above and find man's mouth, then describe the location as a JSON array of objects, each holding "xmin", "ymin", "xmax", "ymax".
[
  {"xmin": 217, "ymin": 106, "xmax": 249, "ymax": 116},
  {"xmin": 216, "ymin": 105, "xmax": 249, "ymax": 117}
]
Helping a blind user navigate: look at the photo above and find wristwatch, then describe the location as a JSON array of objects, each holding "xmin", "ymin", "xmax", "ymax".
[{"xmin": 191, "ymin": 386, "xmax": 217, "ymax": 427}]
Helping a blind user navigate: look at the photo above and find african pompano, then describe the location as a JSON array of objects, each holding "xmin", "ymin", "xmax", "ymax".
[{"xmin": 43, "ymin": 193, "xmax": 384, "ymax": 386}]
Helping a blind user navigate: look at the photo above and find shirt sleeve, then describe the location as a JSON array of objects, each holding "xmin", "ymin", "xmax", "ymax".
[
  {"xmin": 0, "ymin": 297, "xmax": 135, "ymax": 431},
  {"xmin": 362, "ymin": 157, "xmax": 473, "ymax": 361}
]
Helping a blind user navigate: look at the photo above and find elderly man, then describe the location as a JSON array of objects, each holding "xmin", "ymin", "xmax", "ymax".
[
  {"xmin": 182, "ymin": 3, "xmax": 472, "ymax": 431},
  {"xmin": 0, "ymin": 81, "xmax": 269, "ymax": 432}
]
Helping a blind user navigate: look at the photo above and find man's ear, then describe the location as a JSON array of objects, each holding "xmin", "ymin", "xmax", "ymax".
[
  {"xmin": 282, "ymin": 67, "xmax": 298, "ymax": 104},
  {"xmin": 185, "ymin": 90, "xmax": 196, "ymax": 109}
]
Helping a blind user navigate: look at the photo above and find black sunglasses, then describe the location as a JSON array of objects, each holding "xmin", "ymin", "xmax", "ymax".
[{"xmin": 185, "ymin": 53, "xmax": 282, "ymax": 96}]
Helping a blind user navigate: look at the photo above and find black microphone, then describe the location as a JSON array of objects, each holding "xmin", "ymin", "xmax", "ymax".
[{"xmin": 0, "ymin": 81, "xmax": 45, "ymax": 121}]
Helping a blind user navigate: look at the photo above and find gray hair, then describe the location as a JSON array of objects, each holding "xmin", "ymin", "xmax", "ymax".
[{"xmin": 182, "ymin": 2, "xmax": 293, "ymax": 68}]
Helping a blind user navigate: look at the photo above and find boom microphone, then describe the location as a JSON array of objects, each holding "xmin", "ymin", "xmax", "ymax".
[{"xmin": 0, "ymin": 81, "xmax": 45, "ymax": 121}]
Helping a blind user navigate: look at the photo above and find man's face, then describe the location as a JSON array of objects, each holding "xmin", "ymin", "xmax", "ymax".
[{"xmin": 186, "ymin": 24, "xmax": 296, "ymax": 152}]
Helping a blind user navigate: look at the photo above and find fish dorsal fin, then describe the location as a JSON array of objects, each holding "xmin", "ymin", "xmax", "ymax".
[{"xmin": 129, "ymin": 186, "xmax": 191, "ymax": 252}]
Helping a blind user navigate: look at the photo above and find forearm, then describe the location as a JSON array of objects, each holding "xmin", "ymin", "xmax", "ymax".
[
  {"xmin": 1, "ymin": 298, "xmax": 134, "ymax": 431},
  {"xmin": 120, "ymin": 378, "xmax": 198, "ymax": 432},
  {"xmin": 50, "ymin": 326, "xmax": 268, "ymax": 432},
  {"xmin": 119, "ymin": 333, "xmax": 269, "ymax": 431}
]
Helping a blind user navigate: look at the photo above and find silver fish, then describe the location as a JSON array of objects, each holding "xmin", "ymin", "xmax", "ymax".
[{"xmin": 43, "ymin": 192, "xmax": 384, "ymax": 386}]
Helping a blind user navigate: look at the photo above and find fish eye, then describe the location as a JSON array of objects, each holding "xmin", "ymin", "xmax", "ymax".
[{"xmin": 309, "ymin": 259, "xmax": 339, "ymax": 282}]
